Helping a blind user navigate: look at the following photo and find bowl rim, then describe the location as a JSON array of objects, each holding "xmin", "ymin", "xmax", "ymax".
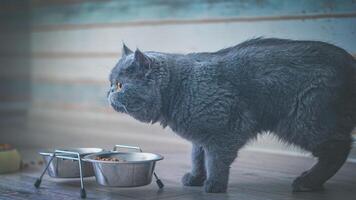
[
  {"xmin": 39, "ymin": 147, "xmax": 104, "ymax": 157},
  {"xmin": 82, "ymin": 151, "xmax": 164, "ymax": 164}
]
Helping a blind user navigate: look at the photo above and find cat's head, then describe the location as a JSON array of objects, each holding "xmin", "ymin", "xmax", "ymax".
[{"xmin": 108, "ymin": 44, "xmax": 169, "ymax": 123}]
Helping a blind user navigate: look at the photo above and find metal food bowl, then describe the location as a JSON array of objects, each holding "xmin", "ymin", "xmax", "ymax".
[
  {"xmin": 39, "ymin": 148, "xmax": 103, "ymax": 178},
  {"xmin": 83, "ymin": 151, "xmax": 163, "ymax": 187},
  {"xmin": 35, "ymin": 145, "xmax": 164, "ymax": 199}
]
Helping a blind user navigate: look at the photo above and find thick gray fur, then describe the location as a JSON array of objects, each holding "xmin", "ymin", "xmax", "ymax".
[{"xmin": 108, "ymin": 38, "xmax": 356, "ymax": 193}]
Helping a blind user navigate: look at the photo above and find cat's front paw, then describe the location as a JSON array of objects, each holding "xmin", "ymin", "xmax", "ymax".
[
  {"xmin": 204, "ymin": 179, "xmax": 227, "ymax": 193},
  {"xmin": 182, "ymin": 172, "xmax": 205, "ymax": 186}
]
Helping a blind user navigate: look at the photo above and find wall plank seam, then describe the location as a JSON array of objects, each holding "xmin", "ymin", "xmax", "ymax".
[{"xmin": 32, "ymin": 12, "xmax": 356, "ymax": 32}]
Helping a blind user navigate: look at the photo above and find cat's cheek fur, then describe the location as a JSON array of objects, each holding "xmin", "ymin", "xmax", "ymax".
[
  {"xmin": 109, "ymin": 92, "xmax": 146, "ymax": 121},
  {"xmin": 125, "ymin": 95, "xmax": 161, "ymax": 123}
]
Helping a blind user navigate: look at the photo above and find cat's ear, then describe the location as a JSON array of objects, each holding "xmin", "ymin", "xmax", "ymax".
[
  {"xmin": 134, "ymin": 49, "xmax": 151, "ymax": 70},
  {"xmin": 122, "ymin": 43, "xmax": 133, "ymax": 56}
]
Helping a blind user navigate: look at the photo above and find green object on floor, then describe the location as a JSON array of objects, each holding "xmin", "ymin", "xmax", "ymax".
[{"xmin": 0, "ymin": 149, "xmax": 21, "ymax": 174}]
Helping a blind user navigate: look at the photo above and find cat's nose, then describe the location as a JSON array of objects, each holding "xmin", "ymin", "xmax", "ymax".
[
  {"xmin": 107, "ymin": 86, "xmax": 116, "ymax": 96},
  {"xmin": 110, "ymin": 85, "xmax": 117, "ymax": 93}
]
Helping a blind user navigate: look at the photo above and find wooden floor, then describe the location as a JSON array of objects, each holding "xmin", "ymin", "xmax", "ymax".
[{"xmin": 0, "ymin": 150, "xmax": 355, "ymax": 200}]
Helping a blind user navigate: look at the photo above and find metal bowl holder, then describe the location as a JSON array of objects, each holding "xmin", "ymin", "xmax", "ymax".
[{"xmin": 34, "ymin": 145, "xmax": 164, "ymax": 199}]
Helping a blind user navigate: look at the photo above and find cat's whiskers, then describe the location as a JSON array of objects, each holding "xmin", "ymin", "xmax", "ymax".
[{"xmin": 121, "ymin": 104, "xmax": 129, "ymax": 114}]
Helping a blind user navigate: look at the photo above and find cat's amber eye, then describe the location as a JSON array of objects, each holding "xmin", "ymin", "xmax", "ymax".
[{"xmin": 116, "ymin": 82, "xmax": 123, "ymax": 92}]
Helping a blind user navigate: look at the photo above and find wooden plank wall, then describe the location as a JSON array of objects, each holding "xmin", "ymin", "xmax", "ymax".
[
  {"xmin": 0, "ymin": 1, "xmax": 31, "ymax": 147},
  {"xmin": 0, "ymin": 0, "xmax": 355, "ymax": 153}
]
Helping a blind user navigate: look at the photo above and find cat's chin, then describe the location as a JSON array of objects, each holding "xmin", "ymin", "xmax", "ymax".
[
  {"xmin": 111, "ymin": 105, "xmax": 126, "ymax": 113},
  {"xmin": 108, "ymin": 93, "xmax": 161, "ymax": 124},
  {"xmin": 109, "ymin": 101, "xmax": 128, "ymax": 113},
  {"xmin": 110, "ymin": 101, "xmax": 151, "ymax": 123},
  {"xmin": 127, "ymin": 109, "xmax": 160, "ymax": 124}
]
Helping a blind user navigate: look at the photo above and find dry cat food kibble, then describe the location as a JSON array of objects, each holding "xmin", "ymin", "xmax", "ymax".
[{"xmin": 95, "ymin": 157, "xmax": 120, "ymax": 162}]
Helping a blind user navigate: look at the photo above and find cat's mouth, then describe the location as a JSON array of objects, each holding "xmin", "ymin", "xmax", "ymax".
[
  {"xmin": 110, "ymin": 101, "xmax": 129, "ymax": 113},
  {"xmin": 108, "ymin": 92, "xmax": 128, "ymax": 113},
  {"xmin": 108, "ymin": 93, "xmax": 145, "ymax": 114}
]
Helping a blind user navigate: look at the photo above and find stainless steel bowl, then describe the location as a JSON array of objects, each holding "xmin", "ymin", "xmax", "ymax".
[
  {"xmin": 39, "ymin": 148, "xmax": 103, "ymax": 178},
  {"xmin": 83, "ymin": 151, "xmax": 163, "ymax": 187}
]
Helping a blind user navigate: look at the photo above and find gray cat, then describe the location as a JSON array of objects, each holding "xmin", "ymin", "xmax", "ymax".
[{"xmin": 108, "ymin": 38, "xmax": 356, "ymax": 193}]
